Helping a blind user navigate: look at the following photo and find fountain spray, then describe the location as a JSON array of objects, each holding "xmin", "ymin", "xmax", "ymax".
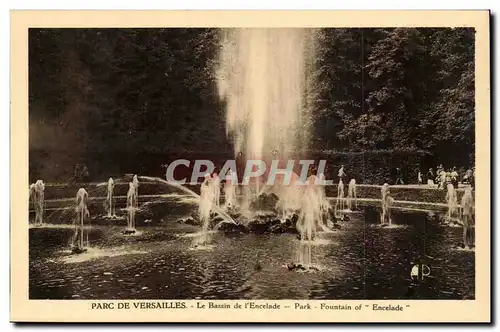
[
  {"xmin": 216, "ymin": 28, "xmax": 316, "ymax": 212},
  {"xmin": 347, "ymin": 179, "xmax": 357, "ymax": 211},
  {"xmin": 380, "ymin": 183, "xmax": 394, "ymax": 225},
  {"xmin": 126, "ymin": 181, "xmax": 139, "ymax": 232},
  {"xmin": 29, "ymin": 180, "xmax": 45, "ymax": 225},
  {"xmin": 105, "ymin": 177, "xmax": 116, "ymax": 218},
  {"xmin": 196, "ymin": 174, "xmax": 216, "ymax": 245},
  {"xmin": 74, "ymin": 188, "xmax": 89, "ymax": 252},
  {"xmin": 334, "ymin": 179, "xmax": 346, "ymax": 218},
  {"xmin": 446, "ymin": 183, "xmax": 458, "ymax": 222}
]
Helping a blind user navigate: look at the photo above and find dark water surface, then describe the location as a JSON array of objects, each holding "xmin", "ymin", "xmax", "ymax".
[{"xmin": 29, "ymin": 204, "xmax": 474, "ymax": 300}]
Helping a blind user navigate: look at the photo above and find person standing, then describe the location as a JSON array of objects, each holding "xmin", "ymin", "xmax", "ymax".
[
  {"xmin": 451, "ymin": 167, "xmax": 459, "ymax": 188},
  {"xmin": 463, "ymin": 168, "xmax": 473, "ymax": 184},
  {"xmin": 417, "ymin": 169, "xmax": 423, "ymax": 185},
  {"xmin": 338, "ymin": 165, "xmax": 346, "ymax": 182},
  {"xmin": 82, "ymin": 165, "xmax": 90, "ymax": 183},
  {"xmin": 395, "ymin": 167, "xmax": 404, "ymax": 185},
  {"xmin": 74, "ymin": 164, "xmax": 81, "ymax": 183},
  {"xmin": 471, "ymin": 167, "xmax": 475, "ymax": 189},
  {"xmin": 435, "ymin": 164, "xmax": 443, "ymax": 186},
  {"xmin": 427, "ymin": 168, "xmax": 435, "ymax": 187}
]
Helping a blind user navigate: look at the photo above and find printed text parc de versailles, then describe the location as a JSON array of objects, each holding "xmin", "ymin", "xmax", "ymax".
[{"xmin": 91, "ymin": 301, "xmax": 406, "ymax": 311}]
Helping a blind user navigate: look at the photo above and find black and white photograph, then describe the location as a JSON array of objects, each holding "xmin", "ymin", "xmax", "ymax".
[{"xmin": 12, "ymin": 10, "xmax": 489, "ymax": 323}]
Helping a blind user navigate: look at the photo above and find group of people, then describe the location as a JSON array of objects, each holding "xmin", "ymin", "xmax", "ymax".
[{"xmin": 422, "ymin": 165, "xmax": 474, "ymax": 189}]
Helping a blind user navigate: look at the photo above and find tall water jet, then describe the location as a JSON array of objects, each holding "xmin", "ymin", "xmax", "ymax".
[
  {"xmin": 216, "ymin": 28, "xmax": 316, "ymax": 209},
  {"xmin": 461, "ymin": 186, "xmax": 474, "ymax": 248},
  {"xmin": 29, "ymin": 179, "xmax": 45, "ymax": 225},
  {"xmin": 125, "ymin": 182, "xmax": 138, "ymax": 233},
  {"xmin": 105, "ymin": 177, "xmax": 117, "ymax": 218},
  {"xmin": 446, "ymin": 183, "xmax": 458, "ymax": 222},
  {"xmin": 346, "ymin": 179, "xmax": 357, "ymax": 211},
  {"xmin": 73, "ymin": 188, "xmax": 89, "ymax": 253}
]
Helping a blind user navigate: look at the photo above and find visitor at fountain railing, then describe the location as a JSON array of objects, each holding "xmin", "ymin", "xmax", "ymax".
[
  {"xmin": 451, "ymin": 167, "xmax": 459, "ymax": 189},
  {"xmin": 29, "ymin": 179, "xmax": 45, "ymax": 226},
  {"xmin": 438, "ymin": 168, "xmax": 446, "ymax": 189},
  {"xmin": 337, "ymin": 165, "xmax": 346, "ymax": 183},
  {"xmin": 427, "ymin": 168, "xmax": 435, "ymax": 187},
  {"xmin": 445, "ymin": 170, "xmax": 452, "ymax": 189},
  {"xmin": 462, "ymin": 168, "xmax": 474, "ymax": 186},
  {"xmin": 73, "ymin": 188, "xmax": 90, "ymax": 254},
  {"xmin": 395, "ymin": 167, "xmax": 404, "ymax": 185},
  {"xmin": 460, "ymin": 186, "xmax": 475, "ymax": 249}
]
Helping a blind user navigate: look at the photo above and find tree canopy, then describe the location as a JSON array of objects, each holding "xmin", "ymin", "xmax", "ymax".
[{"xmin": 29, "ymin": 28, "xmax": 475, "ymax": 179}]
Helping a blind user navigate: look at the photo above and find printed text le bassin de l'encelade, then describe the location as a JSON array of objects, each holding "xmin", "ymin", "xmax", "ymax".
[{"xmin": 91, "ymin": 301, "xmax": 406, "ymax": 311}]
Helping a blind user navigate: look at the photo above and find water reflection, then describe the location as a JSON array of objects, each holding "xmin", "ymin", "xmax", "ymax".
[{"xmin": 29, "ymin": 209, "xmax": 474, "ymax": 300}]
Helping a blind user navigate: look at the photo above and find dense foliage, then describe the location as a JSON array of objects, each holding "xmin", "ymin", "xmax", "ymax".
[{"xmin": 29, "ymin": 28, "xmax": 475, "ymax": 181}]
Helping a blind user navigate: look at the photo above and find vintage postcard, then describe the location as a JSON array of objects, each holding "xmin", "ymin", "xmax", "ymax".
[{"xmin": 11, "ymin": 10, "xmax": 490, "ymax": 323}]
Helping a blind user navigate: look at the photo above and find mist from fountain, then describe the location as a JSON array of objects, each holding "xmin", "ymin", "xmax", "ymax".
[
  {"xmin": 29, "ymin": 179, "xmax": 45, "ymax": 225},
  {"xmin": 446, "ymin": 183, "xmax": 459, "ymax": 222},
  {"xmin": 275, "ymin": 172, "xmax": 304, "ymax": 220},
  {"xmin": 461, "ymin": 186, "xmax": 474, "ymax": 219},
  {"xmin": 298, "ymin": 175, "xmax": 321, "ymax": 240}
]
